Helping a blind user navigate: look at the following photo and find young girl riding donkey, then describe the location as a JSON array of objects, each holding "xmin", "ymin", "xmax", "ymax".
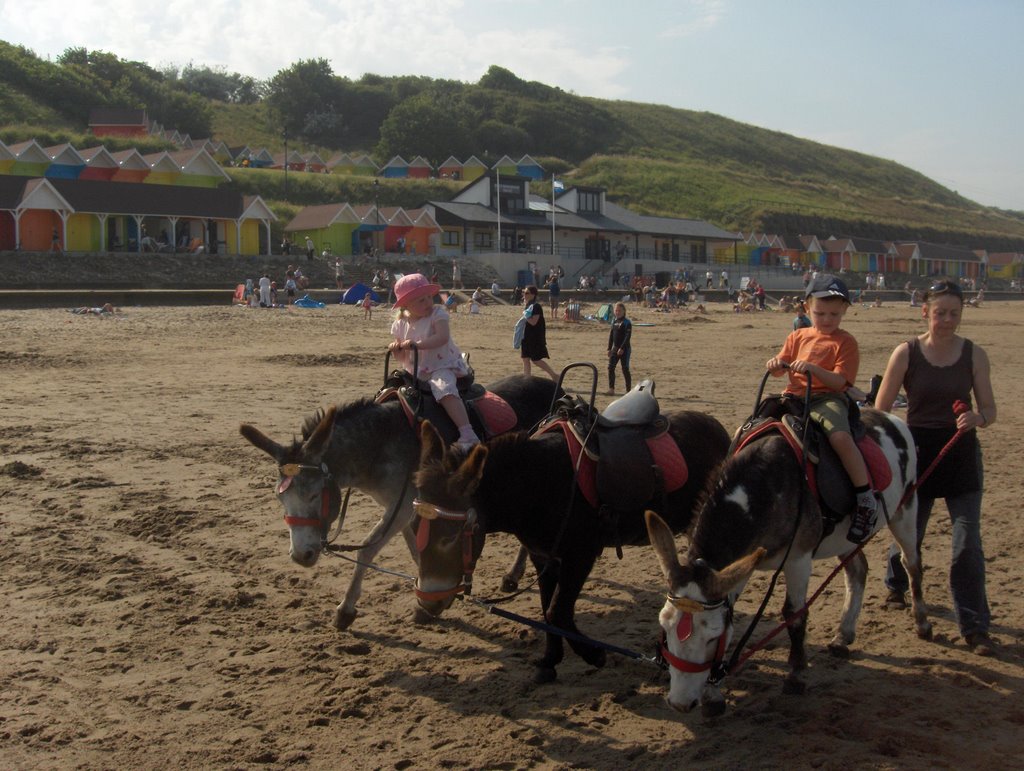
[
  {"xmin": 389, "ymin": 273, "xmax": 480, "ymax": 450},
  {"xmin": 766, "ymin": 274, "xmax": 876, "ymax": 543}
]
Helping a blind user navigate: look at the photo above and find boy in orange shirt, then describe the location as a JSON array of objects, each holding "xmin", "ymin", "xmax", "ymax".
[{"xmin": 766, "ymin": 274, "xmax": 876, "ymax": 543}]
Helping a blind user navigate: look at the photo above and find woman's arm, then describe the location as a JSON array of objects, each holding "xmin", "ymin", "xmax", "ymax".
[
  {"xmin": 874, "ymin": 342, "xmax": 910, "ymax": 412},
  {"xmin": 967, "ymin": 343, "xmax": 996, "ymax": 430}
]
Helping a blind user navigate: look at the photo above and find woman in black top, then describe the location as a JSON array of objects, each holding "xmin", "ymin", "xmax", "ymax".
[
  {"xmin": 520, "ymin": 285, "xmax": 557, "ymax": 380},
  {"xmin": 607, "ymin": 302, "xmax": 633, "ymax": 395},
  {"xmin": 875, "ymin": 280, "xmax": 997, "ymax": 656}
]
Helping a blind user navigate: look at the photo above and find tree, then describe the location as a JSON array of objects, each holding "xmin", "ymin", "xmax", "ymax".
[
  {"xmin": 376, "ymin": 93, "xmax": 472, "ymax": 167},
  {"xmin": 265, "ymin": 59, "xmax": 340, "ymax": 140}
]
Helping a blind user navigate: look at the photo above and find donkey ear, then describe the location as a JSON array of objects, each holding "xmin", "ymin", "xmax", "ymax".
[
  {"xmin": 419, "ymin": 420, "xmax": 446, "ymax": 464},
  {"xmin": 645, "ymin": 510, "xmax": 685, "ymax": 584},
  {"xmin": 451, "ymin": 444, "xmax": 488, "ymax": 495},
  {"xmin": 240, "ymin": 423, "xmax": 286, "ymax": 464},
  {"xmin": 708, "ymin": 547, "xmax": 766, "ymax": 599},
  {"xmin": 303, "ymin": 406, "xmax": 337, "ymax": 457}
]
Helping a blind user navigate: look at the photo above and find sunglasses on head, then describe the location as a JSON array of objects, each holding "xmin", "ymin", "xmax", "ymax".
[{"xmin": 927, "ymin": 281, "xmax": 964, "ymax": 299}]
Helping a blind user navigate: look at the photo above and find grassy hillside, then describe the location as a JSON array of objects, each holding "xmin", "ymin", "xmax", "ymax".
[{"xmin": 2, "ymin": 41, "xmax": 1022, "ymax": 250}]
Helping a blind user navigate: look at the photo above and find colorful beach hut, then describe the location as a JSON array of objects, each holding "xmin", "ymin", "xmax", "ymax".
[
  {"xmin": 110, "ymin": 149, "xmax": 151, "ymax": 183},
  {"xmin": 77, "ymin": 146, "xmax": 119, "ymax": 181},
  {"xmin": 516, "ymin": 154, "xmax": 544, "ymax": 180},
  {"xmin": 43, "ymin": 144, "xmax": 85, "ymax": 179},
  {"xmin": 303, "ymin": 152, "xmax": 327, "ymax": 173},
  {"xmin": 88, "ymin": 108, "xmax": 149, "ymax": 138},
  {"xmin": 438, "ymin": 156, "xmax": 462, "ymax": 180},
  {"xmin": 492, "ymin": 155, "xmax": 518, "ymax": 176},
  {"xmin": 461, "ymin": 155, "xmax": 487, "ymax": 182},
  {"xmin": 326, "ymin": 153, "xmax": 354, "ymax": 174},
  {"xmin": 0, "ymin": 140, "xmax": 16, "ymax": 175},
  {"xmin": 381, "ymin": 156, "xmax": 410, "ymax": 179},
  {"xmin": 350, "ymin": 155, "xmax": 377, "ymax": 177},
  {"xmin": 408, "ymin": 156, "xmax": 433, "ymax": 179},
  {"xmin": 168, "ymin": 148, "xmax": 231, "ymax": 188},
  {"xmin": 7, "ymin": 140, "xmax": 51, "ymax": 177},
  {"xmin": 284, "ymin": 203, "xmax": 361, "ymax": 257},
  {"xmin": 141, "ymin": 152, "xmax": 182, "ymax": 185}
]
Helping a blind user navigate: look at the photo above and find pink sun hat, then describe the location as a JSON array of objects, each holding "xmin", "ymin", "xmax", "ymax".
[{"xmin": 393, "ymin": 273, "xmax": 441, "ymax": 308}]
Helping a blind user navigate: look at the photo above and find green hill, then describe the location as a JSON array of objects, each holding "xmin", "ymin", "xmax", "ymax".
[{"xmin": 3, "ymin": 41, "xmax": 1023, "ymax": 251}]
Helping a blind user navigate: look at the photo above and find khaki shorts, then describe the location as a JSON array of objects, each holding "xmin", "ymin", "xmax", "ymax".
[{"xmin": 809, "ymin": 393, "xmax": 852, "ymax": 436}]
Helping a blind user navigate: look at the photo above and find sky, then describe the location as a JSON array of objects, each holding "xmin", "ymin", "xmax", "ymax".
[{"xmin": 3, "ymin": 0, "xmax": 1021, "ymax": 210}]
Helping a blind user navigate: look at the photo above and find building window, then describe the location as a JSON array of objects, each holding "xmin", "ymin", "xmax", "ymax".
[
  {"xmin": 579, "ymin": 191, "xmax": 599, "ymax": 212},
  {"xmin": 442, "ymin": 230, "xmax": 460, "ymax": 246},
  {"xmin": 474, "ymin": 232, "xmax": 493, "ymax": 248}
]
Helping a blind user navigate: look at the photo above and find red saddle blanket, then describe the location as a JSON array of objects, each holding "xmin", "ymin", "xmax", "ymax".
[
  {"xmin": 539, "ymin": 420, "xmax": 688, "ymax": 508},
  {"xmin": 734, "ymin": 419, "xmax": 892, "ymax": 498}
]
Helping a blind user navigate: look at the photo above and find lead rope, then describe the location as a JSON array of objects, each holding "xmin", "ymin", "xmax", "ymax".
[{"xmin": 710, "ymin": 370, "xmax": 813, "ymax": 684}]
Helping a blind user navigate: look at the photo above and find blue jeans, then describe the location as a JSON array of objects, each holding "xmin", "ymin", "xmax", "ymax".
[{"xmin": 885, "ymin": 485, "xmax": 990, "ymax": 636}]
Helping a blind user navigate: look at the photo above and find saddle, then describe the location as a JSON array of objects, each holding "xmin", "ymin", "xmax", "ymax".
[
  {"xmin": 375, "ymin": 359, "xmax": 516, "ymax": 444},
  {"xmin": 535, "ymin": 381, "xmax": 688, "ymax": 550},
  {"xmin": 733, "ymin": 395, "xmax": 892, "ymax": 527}
]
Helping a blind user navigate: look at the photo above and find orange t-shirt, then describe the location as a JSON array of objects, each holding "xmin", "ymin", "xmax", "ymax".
[{"xmin": 777, "ymin": 326, "xmax": 859, "ymax": 396}]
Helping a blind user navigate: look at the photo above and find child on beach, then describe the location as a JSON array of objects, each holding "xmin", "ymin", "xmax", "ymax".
[
  {"xmin": 766, "ymin": 274, "xmax": 876, "ymax": 543},
  {"xmin": 389, "ymin": 274, "xmax": 480, "ymax": 449},
  {"xmin": 361, "ymin": 292, "xmax": 373, "ymax": 319},
  {"xmin": 606, "ymin": 302, "xmax": 632, "ymax": 395}
]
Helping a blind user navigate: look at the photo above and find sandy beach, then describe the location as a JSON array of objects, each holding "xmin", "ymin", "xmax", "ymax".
[{"xmin": 2, "ymin": 295, "xmax": 1022, "ymax": 769}]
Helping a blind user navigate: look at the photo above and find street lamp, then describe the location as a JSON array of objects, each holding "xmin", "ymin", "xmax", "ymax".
[{"xmin": 373, "ymin": 178, "xmax": 380, "ymax": 255}]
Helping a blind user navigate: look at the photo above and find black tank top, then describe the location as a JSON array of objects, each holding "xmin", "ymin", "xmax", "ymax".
[
  {"xmin": 904, "ymin": 338, "xmax": 973, "ymax": 429},
  {"xmin": 903, "ymin": 337, "xmax": 980, "ymax": 498}
]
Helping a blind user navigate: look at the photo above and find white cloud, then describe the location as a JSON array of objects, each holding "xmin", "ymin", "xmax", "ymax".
[{"xmin": 658, "ymin": 0, "xmax": 727, "ymax": 39}]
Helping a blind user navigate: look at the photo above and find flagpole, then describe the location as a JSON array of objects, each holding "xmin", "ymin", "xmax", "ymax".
[
  {"xmin": 496, "ymin": 167, "xmax": 501, "ymax": 255},
  {"xmin": 551, "ymin": 174, "xmax": 556, "ymax": 257}
]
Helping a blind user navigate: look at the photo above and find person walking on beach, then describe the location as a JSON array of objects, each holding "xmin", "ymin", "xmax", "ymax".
[
  {"xmin": 606, "ymin": 302, "xmax": 632, "ymax": 395},
  {"xmin": 873, "ymin": 280, "xmax": 998, "ymax": 656},
  {"xmin": 519, "ymin": 285, "xmax": 558, "ymax": 380}
]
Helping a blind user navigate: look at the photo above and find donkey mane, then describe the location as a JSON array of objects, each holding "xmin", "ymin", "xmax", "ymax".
[{"xmin": 690, "ymin": 435, "xmax": 799, "ymax": 568}]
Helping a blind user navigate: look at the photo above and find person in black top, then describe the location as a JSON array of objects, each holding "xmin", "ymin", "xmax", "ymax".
[
  {"xmin": 874, "ymin": 280, "xmax": 998, "ymax": 656},
  {"xmin": 520, "ymin": 285, "xmax": 557, "ymax": 380},
  {"xmin": 607, "ymin": 302, "xmax": 633, "ymax": 395}
]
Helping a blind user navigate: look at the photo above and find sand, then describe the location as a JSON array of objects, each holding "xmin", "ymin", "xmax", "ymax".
[{"xmin": 2, "ymin": 296, "xmax": 1022, "ymax": 770}]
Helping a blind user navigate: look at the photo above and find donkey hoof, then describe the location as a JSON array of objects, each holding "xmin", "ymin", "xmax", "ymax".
[
  {"xmin": 701, "ymin": 698, "xmax": 727, "ymax": 718},
  {"xmin": 782, "ymin": 675, "xmax": 806, "ymax": 695},
  {"xmin": 500, "ymin": 575, "xmax": 519, "ymax": 593},
  {"xmin": 533, "ymin": 665, "xmax": 558, "ymax": 685},
  {"xmin": 827, "ymin": 640, "xmax": 851, "ymax": 658},
  {"xmin": 582, "ymin": 648, "xmax": 607, "ymax": 669},
  {"xmin": 413, "ymin": 606, "xmax": 439, "ymax": 625},
  {"xmin": 917, "ymin": 622, "xmax": 934, "ymax": 641},
  {"xmin": 334, "ymin": 607, "xmax": 357, "ymax": 631}
]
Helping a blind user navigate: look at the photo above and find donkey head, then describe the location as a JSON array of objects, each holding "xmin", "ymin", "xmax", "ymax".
[
  {"xmin": 645, "ymin": 511, "xmax": 765, "ymax": 717},
  {"xmin": 240, "ymin": 407, "xmax": 339, "ymax": 567},
  {"xmin": 411, "ymin": 421, "xmax": 488, "ymax": 618}
]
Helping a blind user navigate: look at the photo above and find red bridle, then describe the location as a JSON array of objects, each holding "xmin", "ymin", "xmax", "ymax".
[
  {"xmin": 411, "ymin": 498, "xmax": 479, "ymax": 603},
  {"xmin": 277, "ymin": 462, "xmax": 336, "ymax": 532},
  {"xmin": 658, "ymin": 595, "xmax": 731, "ymax": 674}
]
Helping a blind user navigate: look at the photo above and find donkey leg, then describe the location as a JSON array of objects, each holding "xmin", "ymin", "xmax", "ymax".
[
  {"xmin": 829, "ymin": 549, "xmax": 868, "ymax": 657},
  {"xmin": 546, "ymin": 552, "xmax": 606, "ymax": 671},
  {"xmin": 335, "ymin": 505, "xmax": 414, "ymax": 630},
  {"xmin": 890, "ymin": 501, "xmax": 932, "ymax": 640},
  {"xmin": 532, "ymin": 557, "xmax": 564, "ymax": 684},
  {"xmin": 781, "ymin": 557, "xmax": 812, "ymax": 694},
  {"xmin": 501, "ymin": 545, "xmax": 530, "ymax": 593}
]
